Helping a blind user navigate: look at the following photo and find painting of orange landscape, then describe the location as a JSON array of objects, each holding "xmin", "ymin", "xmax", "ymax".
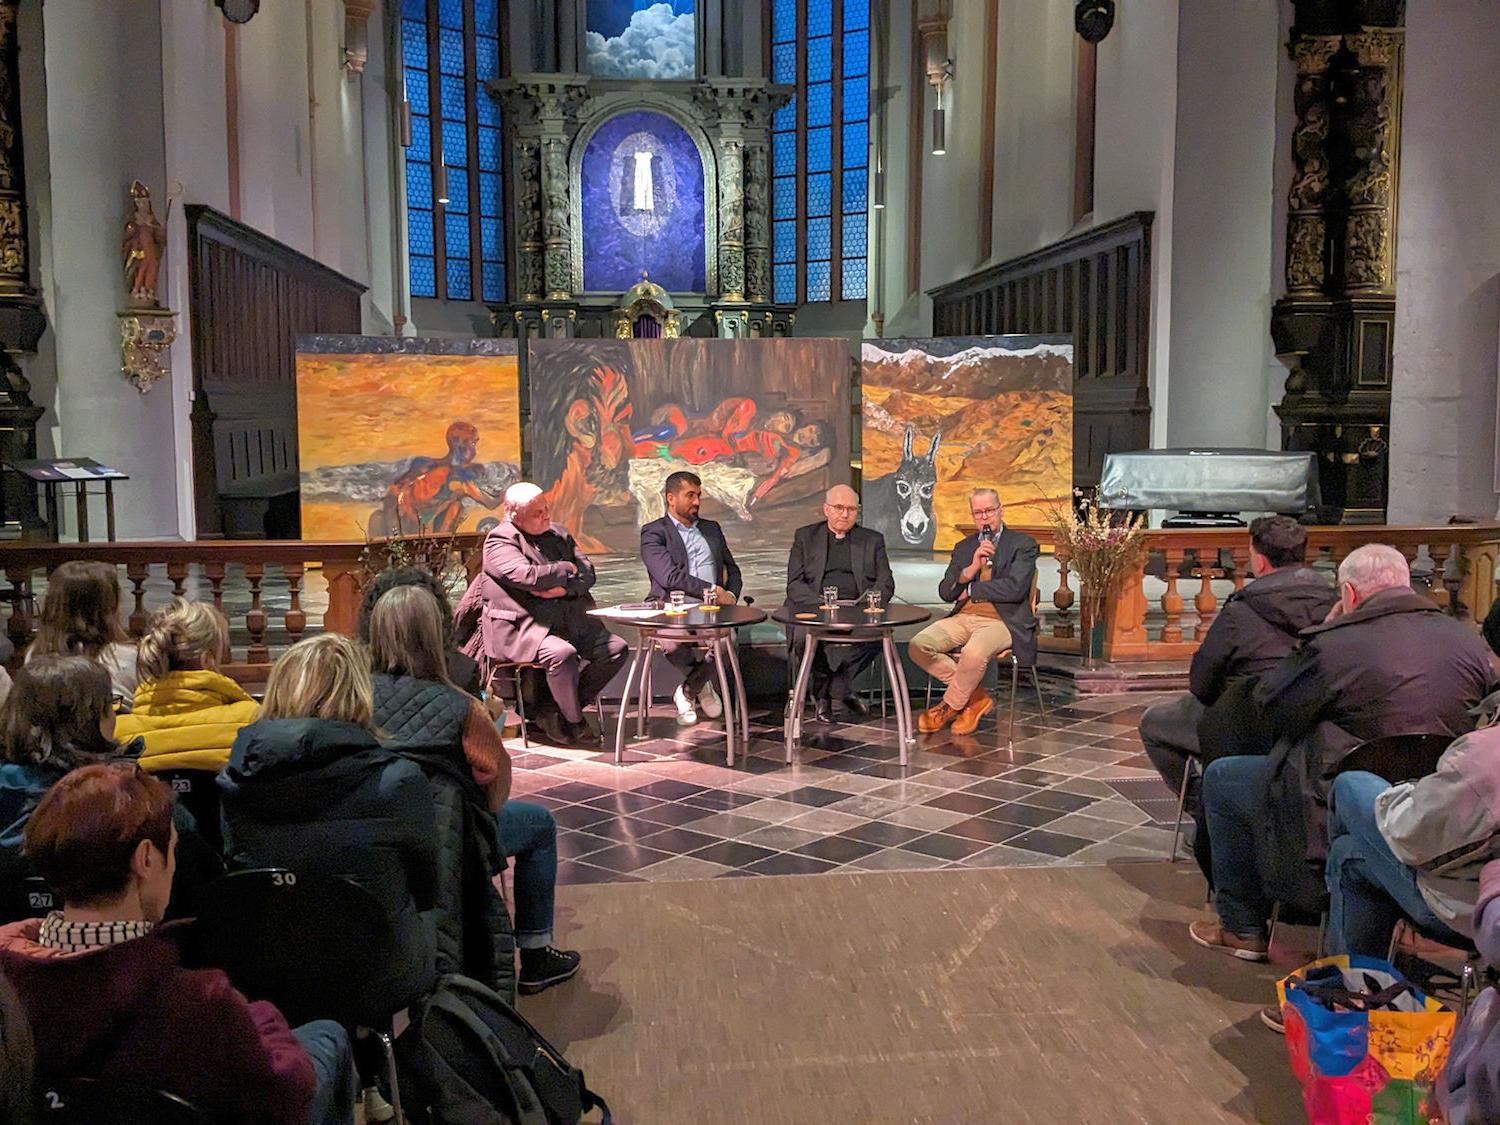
[
  {"xmin": 295, "ymin": 337, "xmax": 521, "ymax": 541},
  {"xmin": 860, "ymin": 336, "xmax": 1073, "ymax": 551}
]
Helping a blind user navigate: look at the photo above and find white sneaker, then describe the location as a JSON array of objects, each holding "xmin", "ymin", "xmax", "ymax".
[
  {"xmin": 697, "ymin": 682, "xmax": 723, "ymax": 719},
  {"xmin": 362, "ymin": 1086, "xmax": 396, "ymax": 1123},
  {"xmin": 673, "ymin": 685, "xmax": 699, "ymax": 726}
]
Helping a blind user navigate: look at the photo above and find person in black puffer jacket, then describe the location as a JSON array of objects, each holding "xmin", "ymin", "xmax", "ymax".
[
  {"xmin": 219, "ymin": 634, "xmax": 438, "ymax": 1015},
  {"xmin": 367, "ymin": 584, "xmax": 581, "ymax": 997},
  {"xmin": 357, "ymin": 566, "xmax": 483, "ymax": 700}
]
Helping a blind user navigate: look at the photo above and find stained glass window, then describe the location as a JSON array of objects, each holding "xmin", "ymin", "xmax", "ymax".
[
  {"xmin": 770, "ymin": 0, "xmax": 870, "ymax": 305},
  {"xmin": 402, "ymin": 0, "xmax": 505, "ymax": 303}
]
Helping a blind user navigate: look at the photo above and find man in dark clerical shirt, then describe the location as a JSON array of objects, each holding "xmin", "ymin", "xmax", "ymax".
[{"xmin": 785, "ymin": 485, "xmax": 896, "ymax": 721}]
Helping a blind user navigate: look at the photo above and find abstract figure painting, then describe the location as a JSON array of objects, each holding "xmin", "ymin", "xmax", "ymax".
[
  {"xmin": 585, "ymin": 1, "xmax": 696, "ymax": 80},
  {"xmin": 861, "ymin": 337, "xmax": 1073, "ymax": 551},
  {"xmin": 296, "ymin": 337, "xmax": 521, "ymax": 541},
  {"xmin": 529, "ymin": 338, "xmax": 849, "ymax": 555}
]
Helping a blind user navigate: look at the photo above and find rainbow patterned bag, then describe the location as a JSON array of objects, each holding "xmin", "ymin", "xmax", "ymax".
[{"xmin": 1278, "ymin": 955, "xmax": 1456, "ymax": 1124}]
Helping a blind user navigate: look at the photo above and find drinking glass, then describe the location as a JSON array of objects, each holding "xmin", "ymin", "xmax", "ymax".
[
  {"xmin": 822, "ymin": 585, "xmax": 839, "ymax": 610},
  {"xmin": 668, "ymin": 590, "xmax": 687, "ymax": 614},
  {"xmin": 863, "ymin": 589, "xmax": 883, "ymax": 614},
  {"xmin": 702, "ymin": 584, "xmax": 720, "ymax": 610}
]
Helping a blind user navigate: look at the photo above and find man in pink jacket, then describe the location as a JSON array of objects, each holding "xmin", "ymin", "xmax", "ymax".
[{"xmin": 0, "ymin": 762, "xmax": 355, "ymax": 1124}]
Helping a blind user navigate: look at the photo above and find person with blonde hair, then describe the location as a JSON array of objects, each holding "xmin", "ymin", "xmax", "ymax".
[
  {"xmin": 25, "ymin": 561, "xmax": 138, "ymax": 705},
  {"xmin": 116, "ymin": 598, "xmax": 257, "ymax": 772},
  {"xmin": 218, "ymin": 634, "xmax": 439, "ymax": 1016}
]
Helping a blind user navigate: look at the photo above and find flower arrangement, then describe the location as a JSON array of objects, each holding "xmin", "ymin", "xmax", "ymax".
[
  {"xmin": 1044, "ymin": 491, "xmax": 1148, "ymax": 662},
  {"xmin": 357, "ymin": 521, "xmax": 475, "ymax": 597}
]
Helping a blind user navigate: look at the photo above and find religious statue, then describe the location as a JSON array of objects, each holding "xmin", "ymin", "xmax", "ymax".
[
  {"xmin": 631, "ymin": 150, "xmax": 655, "ymax": 212},
  {"xmin": 121, "ymin": 180, "xmax": 167, "ymax": 309}
]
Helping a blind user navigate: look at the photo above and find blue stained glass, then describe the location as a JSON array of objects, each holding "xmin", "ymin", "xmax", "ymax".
[
  {"xmin": 403, "ymin": 0, "xmax": 426, "ymax": 19},
  {"xmin": 807, "ymin": 127, "xmax": 832, "ymax": 172},
  {"xmin": 772, "ymin": 130, "xmax": 797, "ymax": 174},
  {"xmin": 772, "ymin": 177, "xmax": 796, "ymax": 219},
  {"xmin": 478, "ymin": 126, "xmax": 499, "ymax": 171},
  {"xmin": 482, "ymin": 263, "xmax": 504, "ymax": 302},
  {"xmin": 806, "ymin": 82, "xmax": 832, "ymax": 127},
  {"xmin": 445, "ymin": 167, "xmax": 469, "ymax": 211},
  {"xmin": 408, "ymin": 209, "xmax": 435, "ymax": 256},
  {"xmin": 841, "ymin": 258, "xmax": 867, "ymax": 300},
  {"xmin": 474, "ymin": 1, "xmax": 498, "ymax": 35},
  {"xmin": 437, "ymin": 0, "xmax": 462, "ymax": 30},
  {"xmin": 773, "ymin": 220, "xmax": 796, "ymax": 263},
  {"xmin": 478, "ymin": 172, "xmax": 499, "ymax": 216},
  {"xmin": 441, "ymin": 126, "xmax": 467, "ymax": 166},
  {"xmin": 411, "ymin": 255, "xmax": 436, "ymax": 298},
  {"xmin": 772, "ymin": 43, "xmax": 796, "ymax": 84},
  {"xmin": 807, "ymin": 259, "xmax": 831, "ymax": 301},
  {"xmin": 842, "ymin": 0, "xmax": 870, "ymax": 31},
  {"xmin": 477, "ymin": 94, "xmax": 498, "ymax": 126},
  {"xmin": 842, "ymin": 77, "xmax": 868, "ymax": 123},
  {"xmin": 807, "ymin": 172, "xmax": 831, "ymax": 215},
  {"xmin": 773, "ymin": 103, "xmax": 795, "ymax": 131},
  {"xmin": 410, "ymin": 114, "xmax": 431, "ymax": 157},
  {"xmin": 447, "ymin": 258, "xmax": 471, "ymax": 300},
  {"xmin": 842, "ymin": 121, "xmax": 868, "ymax": 163},
  {"xmin": 406, "ymin": 66, "xmax": 428, "ymax": 106},
  {"xmin": 774, "ymin": 263, "xmax": 796, "ymax": 303},
  {"xmin": 402, "ymin": 20, "xmax": 428, "ymax": 66},
  {"xmin": 842, "ymin": 168, "xmax": 867, "ymax": 212},
  {"xmin": 843, "ymin": 213, "xmax": 867, "ymax": 256},
  {"xmin": 842, "ymin": 30, "xmax": 869, "ymax": 77},
  {"xmin": 445, "ymin": 210, "xmax": 470, "ymax": 257},
  {"xmin": 475, "ymin": 34, "xmax": 498, "ymax": 80},
  {"xmin": 808, "ymin": 37, "xmax": 832, "ymax": 82},
  {"xmin": 441, "ymin": 75, "xmax": 465, "ymax": 120},
  {"xmin": 808, "ymin": 0, "xmax": 833, "ymax": 37},
  {"xmin": 439, "ymin": 27, "xmax": 464, "ymax": 75},
  {"xmin": 807, "ymin": 217, "xmax": 831, "ymax": 259},
  {"xmin": 482, "ymin": 219, "xmax": 500, "ymax": 259},
  {"xmin": 772, "ymin": 0, "xmax": 796, "ymax": 43},
  {"xmin": 406, "ymin": 160, "xmax": 432, "ymax": 208}
]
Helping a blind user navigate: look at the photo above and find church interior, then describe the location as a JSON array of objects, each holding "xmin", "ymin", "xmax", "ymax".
[{"xmin": 0, "ymin": 0, "xmax": 1497, "ymax": 1122}]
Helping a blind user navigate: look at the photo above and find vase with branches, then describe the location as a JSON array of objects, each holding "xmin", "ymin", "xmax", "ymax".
[{"xmin": 1044, "ymin": 492, "xmax": 1148, "ymax": 668}]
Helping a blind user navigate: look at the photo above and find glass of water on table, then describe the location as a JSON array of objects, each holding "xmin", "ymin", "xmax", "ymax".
[
  {"xmin": 702, "ymin": 584, "xmax": 720, "ymax": 611},
  {"xmin": 863, "ymin": 588, "xmax": 883, "ymax": 614},
  {"xmin": 822, "ymin": 585, "xmax": 839, "ymax": 611}
]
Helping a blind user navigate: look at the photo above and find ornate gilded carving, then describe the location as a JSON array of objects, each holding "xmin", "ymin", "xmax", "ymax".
[
  {"xmin": 1283, "ymin": 34, "xmax": 1339, "ymax": 295},
  {"xmin": 118, "ymin": 310, "xmax": 178, "ymax": 393},
  {"xmin": 0, "ymin": 0, "xmax": 30, "ymax": 299},
  {"xmin": 1344, "ymin": 211, "xmax": 1389, "ymax": 290},
  {"xmin": 514, "ymin": 140, "xmax": 544, "ymax": 302},
  {"xmin": 1285, "ymin": 214, "xmax": 1327, "ymax": 293},
  {"xmin": 541, "ymin": 138, "xmax": 572, "ymax": 300},
  {"xmin": 1341, "ymin": 27, "xmax": 1403, "ymax": 294},
  {"xmin": 717, "ymin": 139, "xmax": 744, "ymax": 301}
]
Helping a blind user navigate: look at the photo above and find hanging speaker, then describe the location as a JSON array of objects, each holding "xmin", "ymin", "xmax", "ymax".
[{"xmin": 1075, "ymin": 0, "xmax": 1115, "ymax": 44}]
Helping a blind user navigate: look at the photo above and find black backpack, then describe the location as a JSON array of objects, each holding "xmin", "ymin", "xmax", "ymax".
[{"xmin": 396, "ymin": 975, "xmax": 611, "ymax": 1125}]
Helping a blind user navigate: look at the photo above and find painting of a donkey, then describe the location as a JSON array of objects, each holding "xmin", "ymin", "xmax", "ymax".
[{"xmin": 862, "ymin": 426, "xmax": 941, "ymax": 550}]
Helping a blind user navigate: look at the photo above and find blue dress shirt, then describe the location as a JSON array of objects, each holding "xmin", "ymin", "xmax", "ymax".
[{"xmin": 671, "ymin": 514, "xmax": 717, "ymax": 586}]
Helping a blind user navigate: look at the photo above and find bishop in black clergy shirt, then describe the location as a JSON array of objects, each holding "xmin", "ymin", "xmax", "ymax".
[{"xmin": 786, "ymin": 484, "xmax": 896, "ymax": 721}]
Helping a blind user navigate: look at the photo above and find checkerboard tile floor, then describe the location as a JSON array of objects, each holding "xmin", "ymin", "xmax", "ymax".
[{"xmin": 507, "ymin": 686, "xmax": 1184, "ymax": 884}]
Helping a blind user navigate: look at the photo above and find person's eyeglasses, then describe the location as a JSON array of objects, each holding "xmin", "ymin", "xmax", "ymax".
[
  {"xmin": 826, "ymin": 504, "xmax": 859, "ymax": 514},
  {"xmin": 972, "ymin": 506, "xmax": 1000, "ymax": 518}
]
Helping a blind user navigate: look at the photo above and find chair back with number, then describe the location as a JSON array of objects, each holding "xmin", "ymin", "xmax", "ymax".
[
  {"xmin": 38, "ymin": 1078, "xmax": 207, "ymax": 1125},
  {"xmin": 148, "ymin": 769, "xmax": 222, "ymax": 854},
  {"xmin": 1334, "ymin": 734, "xmax": 1454, "ymax": 785}
]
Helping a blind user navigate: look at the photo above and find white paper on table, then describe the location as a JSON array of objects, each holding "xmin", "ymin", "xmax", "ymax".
[
  {"xmin": 54, "ymin": 466, "xmax": 95, "ymax": 480},
  {"xmin": 590, "ymin": 606, "xmax": 666, "ymax": 620}
]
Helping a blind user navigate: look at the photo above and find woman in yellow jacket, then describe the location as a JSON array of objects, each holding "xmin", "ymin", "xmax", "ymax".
[{"xmin": 117, "ymin": 599, "xmax": 258, "ymax": 772}]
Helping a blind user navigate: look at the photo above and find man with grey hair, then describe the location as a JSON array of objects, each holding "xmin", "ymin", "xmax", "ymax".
[
  {"xmin": 1189, "ymin": 541, "xmax": 1493, "ymax": 964},
  {"xmin": 473, "ymin": 481, "xmax": 628, "ymax": 746}
]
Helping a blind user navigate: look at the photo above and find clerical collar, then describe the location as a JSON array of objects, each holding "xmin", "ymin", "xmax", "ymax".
[{"xmin": 826, "ymin": 525, "xmax": 847, "ymax": 540}]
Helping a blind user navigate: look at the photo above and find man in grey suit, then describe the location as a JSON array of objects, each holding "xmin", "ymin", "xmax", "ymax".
[
  {"xmin": 477, "ymin": 482, "xmax": 628, "ymax": 746},
  {"xmin": 786, "ymin": 484, "xmax": 896, "ymax": 721}
]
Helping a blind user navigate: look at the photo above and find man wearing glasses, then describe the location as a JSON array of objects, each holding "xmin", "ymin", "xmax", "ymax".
[
  {"xmin": 785, "ymin": 484, "xmax": 895, "ymax": 721},
  {"xmin": 911, "ymin": 488, "xmax": 1039, "ymax": 735}
]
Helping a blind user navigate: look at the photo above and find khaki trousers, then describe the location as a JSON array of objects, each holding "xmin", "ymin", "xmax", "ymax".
[{"xmin": 910, "ymin": 613, "xmax": 1013, "ymax": 710}]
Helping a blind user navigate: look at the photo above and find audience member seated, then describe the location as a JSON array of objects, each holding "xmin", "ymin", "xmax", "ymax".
[
  {"xmin": 1140, "ymin": 516, "xmax": 1336, "ymax": 794},
  {"xmin": 368, "ymin": 584, "xmax": 581, "ymax": 995},
  {"xmin": 218, "ymin": 634, "xmax": 439, "ymax": 1012},
  {"xmin": 25, "ymin": 561, "xmax": 138, "ymax": 707},
  {"xmin": 0, "ymin": 968, "xmax": 32, "ymax": 1125},
  {"xmin": 359, "ymin": 565, "xmax": 483, "ymax": 699},
  {"xmin": 0, "ymin": 762, "xmax": 356, "ymax": 1124},
  {"xmin": 1190, "ymin": 544, "xmax": 1493, "ymax": 961},
  {"xmin": 0, "ymin": 657, "xmax": 221, "ymax": 921},
  {"xmin": 1441, "ymin": 858, "xmax": 1500, "ymax": 1124},
  {"xmin": 476, "ymin": 482, "xmax": 628, "ymax": 747},
  {"xmin": 115, "ymin": 599, "xmax": 257, "ymax": 772}
]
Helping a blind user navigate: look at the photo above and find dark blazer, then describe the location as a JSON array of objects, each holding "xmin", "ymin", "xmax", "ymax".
[
  {"xmin": 477, "ymin": 519, "xmax": 599, "ymax": 666},
  {"xmin": 936, "ymin": 526, "xmax": 1040, "ymax": 665},
  {"xmin": 786, "ymin": 522, "xmax": 894, "ymax": 610},
  {"xmin": 640, "ymin": 514, "xmax": 744, "ymax": 602}
]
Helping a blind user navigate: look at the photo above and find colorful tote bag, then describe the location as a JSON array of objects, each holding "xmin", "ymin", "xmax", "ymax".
[{"xmin": 1278, "ymin": 955, "xmax": 1456, "ymax": 1124}]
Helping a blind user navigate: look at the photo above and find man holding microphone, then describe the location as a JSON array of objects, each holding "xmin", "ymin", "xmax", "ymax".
[{"xmin": 910, "ymin": 488, "xmax": 1040, "ymax": 736}]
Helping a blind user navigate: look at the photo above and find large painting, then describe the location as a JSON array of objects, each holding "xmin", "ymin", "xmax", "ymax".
[
  {"xmin": 296, "ymin": 337, "xmax": 521, "ymax": 541},
  {"xmin": 529, "ymin": 337, "xmax": 849, "ymax": 555},
  {"xmin": 861, "ymin": 336, "xmax": 1073, "ymax": 551},
  {"xmin": 586, "ymin": 1, "xmax": 696, "ymax": 80}
]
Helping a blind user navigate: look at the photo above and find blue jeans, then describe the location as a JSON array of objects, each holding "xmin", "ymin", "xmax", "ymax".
[
  {"xmin": 497, "ymin": 800, "xmax": 557, "ymax": 949},
  {"xmin": 1202, "ymin": 755, "xmax": 1274, "ymax": 938},
  {"xmin": 294, "ymin": 1019, "xmax": 357, "ymax": 1125},
  {"xmin": 1325, "ymin": 771, "xmax": 1469, "ymax": 957}
]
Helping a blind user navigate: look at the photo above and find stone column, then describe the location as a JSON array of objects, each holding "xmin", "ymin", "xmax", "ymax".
[
  {"xmin": 541, "ymin": 134, "xmax": 572, "ymax": 300},
  {"xmin": 717, "ymin": 137, "xmax": 745, "ymax": 301},
  {"xmin": 1284, "ymin": 34, "xmax": 1340, "ymax": 296},
  {"xmin": 743, "ymin": 140, "xmax": 770, "ymax": 303},
  {"xmin": 513, "ymin": 139, "xmax": 544, "ymax": 302},
  {"xmin": 1342, "ymin": 27, "xmax": 1403, "ymax": 295}
]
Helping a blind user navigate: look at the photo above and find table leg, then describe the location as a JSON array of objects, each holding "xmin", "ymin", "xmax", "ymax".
[
  {"xmin": 637, "ymin": 638, "xmax": 654, "ymax": 739},
  {"xmin": 105, "ymin": 481, "xmax": 116, "ymax": 542},
  {"xmin": 613, "ymin": 641, "xmax": 646, "ymax": 765},
  {"xmin": 786, "ymin": 633, "xmax": 819, "ymax": 764},
  {"xmin": 712, "ymin": 635, "xmax": 737, "ymax": 767},
  {"xmin": 883, "ymin": 636, "xmax": 911, "ymax": 766},
  {"xmin": 724, "ymin": 633, "xmax": 750, "ymax": 747},
  {"xmin": 74, "ymin": 484, "xmax": 89, "ymax": 543},
  {"xmin": 44, "ymin": 484, "xmax": 58, "ymax": 543}
]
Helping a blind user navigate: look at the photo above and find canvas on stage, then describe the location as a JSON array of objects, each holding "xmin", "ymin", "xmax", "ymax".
[
  {"xmin": 528, "ymin": 337, "xmax": 849, "ymax": 555},
  {"xmin": 295, "ymin": 336, "xmax": 521, "ymax": 541},
  {"xmin": 860, "ymin": 336, "xmax": 1073, "ymax": 551}
]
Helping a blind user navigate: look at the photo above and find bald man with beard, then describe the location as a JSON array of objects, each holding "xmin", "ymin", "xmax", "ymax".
[{"xmin": 785, "ymin": 485, "xmax": 896, "ymax": 721}]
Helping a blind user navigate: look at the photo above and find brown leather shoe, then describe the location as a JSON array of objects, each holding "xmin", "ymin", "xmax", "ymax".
[
  {"xmin": 917, "ymin": 701, "xmax": 959, "ymax": 733},
  {"xmin": 951, "ymin": 692, "xmax": 994, "ymax": 736}
]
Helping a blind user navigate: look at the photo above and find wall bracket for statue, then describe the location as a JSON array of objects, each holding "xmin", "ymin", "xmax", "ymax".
[{"xmin": 118, "ymin": 309, "xmax": 177, "ymax": 393}]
